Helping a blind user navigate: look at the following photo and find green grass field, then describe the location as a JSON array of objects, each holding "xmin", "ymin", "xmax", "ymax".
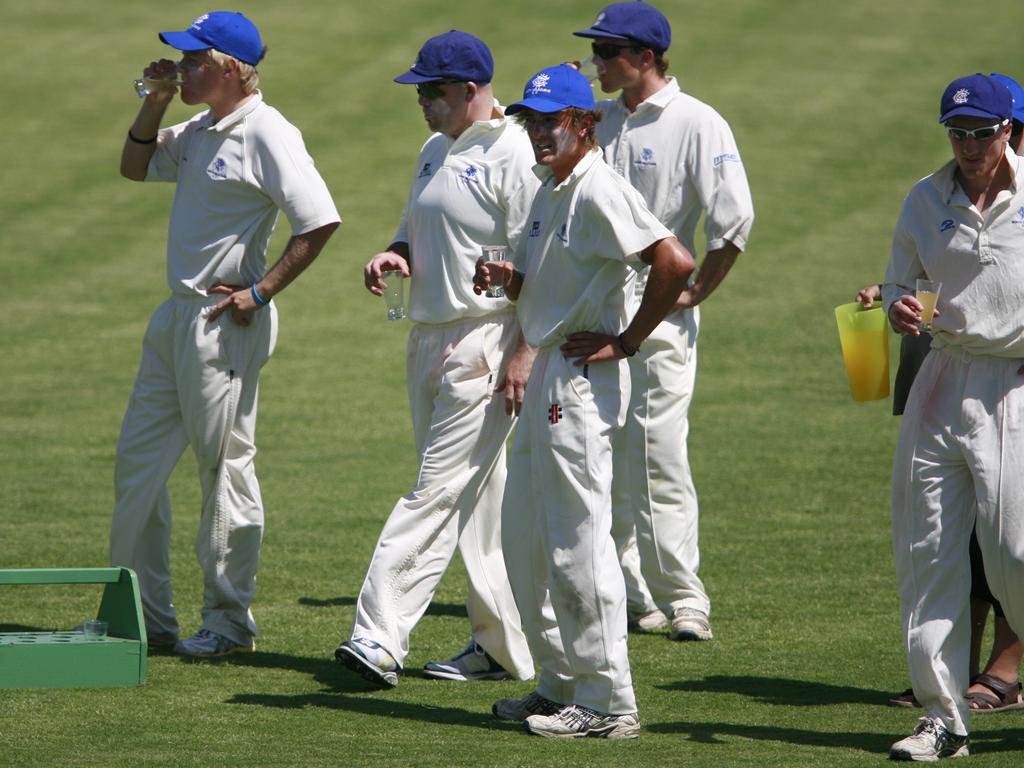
[{"xmin": 4, "ymin": 0, "xmax": 1024, "ymax": 765}]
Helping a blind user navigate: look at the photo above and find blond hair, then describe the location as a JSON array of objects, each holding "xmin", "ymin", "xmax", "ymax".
[
  {"xmin": 564, "ymin": 108, "xmax": 603, "ymax": 150},
  {"xmin": 207, "ymin": 48, "xmax": 264, "ymax": 95}
]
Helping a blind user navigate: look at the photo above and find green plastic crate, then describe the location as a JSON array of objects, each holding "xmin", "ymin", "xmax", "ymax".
[{"xmin": 0, "ymin": 567, "xmax": 147, "ymax": 688}]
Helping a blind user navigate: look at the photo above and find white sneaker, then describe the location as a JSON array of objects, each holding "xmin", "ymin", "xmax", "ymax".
[
  {"xmin": 525, "ymin": 705, "xmax": 640, "ymax": 739},
  {"xmin": 628, "ymin": 609, "xmax": 668, "ymax": 633},
  {"xmin": 889, "ymin": 716, "xmax": 969, "ymax": 761},
  {"xmin": 492, "ymin": 690, "xmax": 562, "ymax": 721},
  {"xmin": 424, "ymin": 640, "xmax": 512, "ymax": 681},
  {"xmin": 174, "ymin": 628, "xmax": 255, "ymax": 658},
  {"xmin": 670, "ymin": 607, "xmax": 713, "ymax": 641},
  {"xmin": 335, "ymin": 638, "xmax": 399, "ymax": 688}
]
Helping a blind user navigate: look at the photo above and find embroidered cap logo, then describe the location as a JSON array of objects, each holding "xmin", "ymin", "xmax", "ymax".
[
  {"xmin": 529, "ymin": 73, "xmax": 552, "ymax": 95},
  {"xmin": 953, "ymin": 88, "xmax": 970, "ymax": 105}
]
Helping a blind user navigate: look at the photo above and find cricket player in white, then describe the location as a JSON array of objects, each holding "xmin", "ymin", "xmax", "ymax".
[
  {"xmin": 884, "ymin": 74, "xmax": 1024, "ymax": 761},
  {"xmin": 478, "ymin": 65, "xmax": 694, "ymax": 739},
  {"xmin": 571, "ymin": 2, "xmax": 755, "ymax": 641},
  {"xmin": 335, "ymin": 31, "xmax": 535, "ymax": 688},
  {"xmin": 113, "ymin": 12, "xmax": 340, "ymax": 657}
]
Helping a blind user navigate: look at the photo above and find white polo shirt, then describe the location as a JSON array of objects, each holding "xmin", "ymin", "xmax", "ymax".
[
  {"xmin": 596, "ymin": 77, "xmax": 754, "ymax": 285},
  {"xmin": 393, "ymin": 115, "xmax": 540, "ymax": 325},
  {"xmin": 883, "ymin": 147, "xmax": 1024, "ymax": 358},
  {"xmin": 147, "ymin": 92, "xmax": 341, "ymax": 296},
  {"xmin": 516, "ymin": 149, "xmax": 673, "ymax": 350}
]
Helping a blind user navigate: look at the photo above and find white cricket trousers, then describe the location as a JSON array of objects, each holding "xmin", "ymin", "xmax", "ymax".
[
  {"xmin": 110, "ymin": 294, "xmax": 277, "ymax": 645},
  {"xmin": 503, "ymin": 348, "xmax": 637, "ymax": 714},
  {"xmin": 350, "ymin": 312, "xmax": 533, "ymax": 680},
  {"xmin": 612, "ymin": 307, "xmax": 711, "ymax": 617},
  {"xmin": 893, "ymin": 345, "xmax": 1024, "ymax": 737}
]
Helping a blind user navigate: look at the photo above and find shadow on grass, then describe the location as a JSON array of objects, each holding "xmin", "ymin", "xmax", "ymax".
[
  {"xmin": 298, "ymin": 595, "xmax": 467, "ymax": 619},
  {"xmin": 645, "ymin": 719, "xmax": 889, "ymax": 754},
  {"xmin": 225, "ymin": 690, "xmax": 515, "ymax": 732},
  {"xmin": 660, "ymin": 674, "xmax": 894, "ymax": 707},
  {"xmin": 173, "ymin": 649, "xmax": 380, "ymax": 692},
  {"xmin": 0, "ymin": 623, "xmax": 49, "ymax": 632},
  {"xmin": 173, "ymin": 648, "xmax": 449, "ymax": 694},
  {"xmin": 646, "ymin": 720, "xmax": 1024, "ymax": 756}
]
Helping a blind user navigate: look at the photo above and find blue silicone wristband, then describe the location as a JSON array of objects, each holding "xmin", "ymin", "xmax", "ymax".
[{"xmin": 251, "ymin": 284, "xmax": 269, "ymax": 306}]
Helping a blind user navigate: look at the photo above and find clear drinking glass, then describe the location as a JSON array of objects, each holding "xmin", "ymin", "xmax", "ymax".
[
  {"xmin": 83, "ymin": 619, "xmax": 108, "ymax": 639},
  {"xmin": 381, "ymin": 270, "xmax": 407, "ymax": 320},
  {"xmin": 574, "ymin": 55, "xmax": 599, "ymax": 83},
  {"xmin": 132, "ymin": 75, "xmax": 183, "ymax": 98},
  {"xmin": 915, "ymin": 279, "xmax": 942, "ymax": 332},
  {"xmin": 481, "ymin": 246, "xmax": 508, "ymax": 298}
]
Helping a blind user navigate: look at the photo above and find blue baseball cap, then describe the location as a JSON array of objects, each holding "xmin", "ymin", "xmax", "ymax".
[
  {"xmin": 573, "ymin": 2, "xmax": 671, "ymax": 53},
  {"xmin": 506, "ymin": 65, "xmax": 596, "ymax": 115},
  {"xmin": 939, "ymin": 74, "xmax": 1012, "ymax": 123},
  {"xmin": 159, "ymin": 11, "xmax": 265, "ymax": 66},
  {"xmin": 394, "ymin": 30, "xmax": 493, "ymax": 84},
  {"xmin": 990, "ymin": 73, "xmax": 1024, "ymax": 124}
]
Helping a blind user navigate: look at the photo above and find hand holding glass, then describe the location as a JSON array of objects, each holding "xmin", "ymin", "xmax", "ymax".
[
  {"xmin": 574, "ymin": 55, "xmax": 599, "ymax": 83},
  {"xmin": 381, "ymin": 270, "xmax": 407, "ymax": 320},
  {"xmin": 133, "ymin": 76, "xmax": 184, "ymax": 98},
  {"xmin": 481, "ymin": 246, "xmax": 507, "ymax": 298},
  {"xmin": 133, "ymin": 61, "xmax": 182, "ymax": 98},
  {"xmin": 915, "ymin": 279, "xmax": 941, "ymax": 332}
]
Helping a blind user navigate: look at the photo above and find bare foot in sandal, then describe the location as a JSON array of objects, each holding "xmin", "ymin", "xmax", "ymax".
[{"xmin": 967, "ymin": 673, "xmax": 1024, "ymax": 713}]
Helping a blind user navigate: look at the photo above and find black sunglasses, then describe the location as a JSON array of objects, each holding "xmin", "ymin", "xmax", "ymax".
[
  {"xmin": 591, "ymin": 41, "xmax": 644, "ymax": 60},
  {"xmin": 415, "ymin": 79, "xmax": 465, "ymax": 100}
]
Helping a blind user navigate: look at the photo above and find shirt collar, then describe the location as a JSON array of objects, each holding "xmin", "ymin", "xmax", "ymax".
[
  {"xmin": 933, "ymin": 145, "xmax": 1022, "ymax": 205},
  {"xmin": 617, "ymin": 76, "xmax": 679, "ymax": 114},
  {"xmin": 533, "ymin": 148, "xmax": 603, "ymax": 190},
  {"xmin": 448, "ymin": 106, "xmax": 507, "ymax": 149},
  {"xmin": 201, "ymin": 91, "xmax": 264, "ymax": 132}
]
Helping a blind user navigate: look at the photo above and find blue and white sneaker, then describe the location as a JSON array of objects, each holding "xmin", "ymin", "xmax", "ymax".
[
  {"xmin": 670, "ymin": 607, "xmax": 713, "ymax": 641},
  {"xmin": 174, "ymin": 628, "xmax": 254, "ymax": 658},
  {"xmin": 335, "ymin": 638, "xmax": 399, "ymax": 688},
  {"xmin": 424, "ymin": 640, "xmax": 512, "ymax": 681}
]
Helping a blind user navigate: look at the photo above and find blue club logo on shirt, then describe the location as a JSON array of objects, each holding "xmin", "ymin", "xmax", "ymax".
[
  {"xmin": 418, "ymin": 162, "xmax": 433, "ymax": 178},
  {"xmin": 528, "ymin": 221, "xmax": 542, "ymax": 238},
  {"xmin": 206, "ymin": 158, "xmax": 228, "ymax": 180},
  {"xmin": 458, "ymin": 164, "xmax": 480, "ymax": 184},
  {"xmin": 633, "ymin": 147, "xmax": 657, "ymax": 168},
  {"xmin": 1012, "ymin": 207, "xmax": 1024, "ymax": 229},
  {"xmin": 555, "ymin": 223, "xmax": 569, "ymax": 244},
  {"xmin": 939, "ymin": 219, "xmax": 955, "ymax": 232}
]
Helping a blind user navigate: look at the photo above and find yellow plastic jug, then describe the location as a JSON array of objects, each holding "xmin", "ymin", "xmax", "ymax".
[{"xmin": 835, "ymin": 302, "xmax": 890, "ymax": 402}]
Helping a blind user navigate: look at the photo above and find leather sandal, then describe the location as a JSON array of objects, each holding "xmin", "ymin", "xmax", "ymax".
[
  {"xmin": 967, "ymin": 673, "xmax": 1024, "ymax": 713},
  {"xmin": 888, "ymin": 688, "xmax": 920, "ymax": 708}
]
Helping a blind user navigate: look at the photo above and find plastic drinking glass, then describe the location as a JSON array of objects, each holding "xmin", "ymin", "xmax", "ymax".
[
  {"xmin": 915, "ymin": 279, "xmax": 941, "ymax": 332},
  {"xmin": 83, "ymin": 619, "xmax": 108, "ymax": 639},
  {"xmin": 381, "ymin": 270, "xmax": 406, "ymax": 320},
  {"xmin": 481, "ymin": 246, "xmax": 508, "ymax": 298}
]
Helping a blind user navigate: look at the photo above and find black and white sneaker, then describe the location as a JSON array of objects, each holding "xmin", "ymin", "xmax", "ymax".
[
  {"xmin": 889, "ymin": 716, "xmax": 969, "ymax": 761},
  {"xmin": 424, "ymin": 640, "xmax": 512, "ymax": 681},
  {"xmin": 492, "ymin": 690, "xmax": 562, "ymax": 721},
  {"xmin": 335, "ymin": 638, "xmax": 399, "ymax": 688},
  {"xmin": 525, "ymin": 704, "xmax": 640, "ymax": 739}
]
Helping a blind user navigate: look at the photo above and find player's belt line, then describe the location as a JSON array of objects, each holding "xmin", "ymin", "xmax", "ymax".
[{"xmin": 413, "ymin": 306, "xmax": 516, "ymax": 330}]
